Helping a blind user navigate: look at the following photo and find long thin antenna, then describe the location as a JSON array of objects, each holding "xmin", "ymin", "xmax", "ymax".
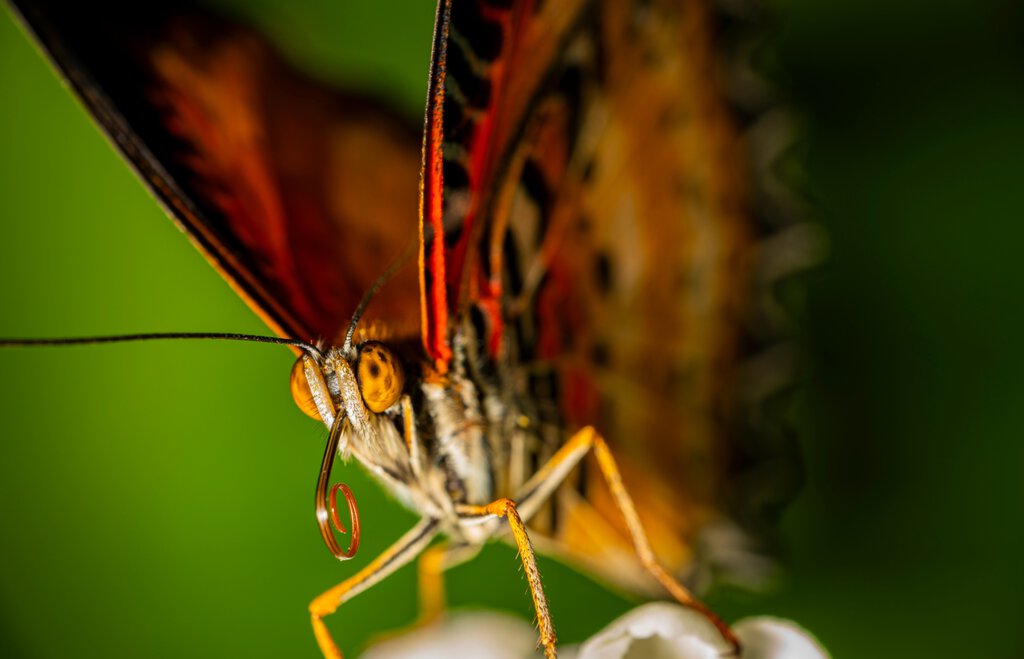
[
  {"xmin": 0, "ymin": 332, "xmax": 323, "ymax": 359},
  {"xmin": 342, "ymin": 242, "xmax": 417, "ymax": 356}
]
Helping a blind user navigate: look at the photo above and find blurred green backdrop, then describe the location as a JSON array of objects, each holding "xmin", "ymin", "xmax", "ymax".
[{"xmin": 1, "ymin": 1, "xmax": 1022, "ymax": 657}]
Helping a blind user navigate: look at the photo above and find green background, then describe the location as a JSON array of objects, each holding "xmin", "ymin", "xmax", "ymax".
[{"xmin": 1, "ymin": 1, "xmax": 1022, "ymax": 657}]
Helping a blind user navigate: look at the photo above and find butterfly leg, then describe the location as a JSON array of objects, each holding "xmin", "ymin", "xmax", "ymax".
[
  {"xmin": 456, "ymin": 499, "xmax": 557, "ymax": 659},
  {"xmin": 416, "ymin": 541, "xmax": 482, "ymax": 626},
  {"xmin": 309, "ymin": 517, "xmax": 441, "ymax": 659},
  {"xmin": 514, "ymin": 426, "xmax": 740, "ymax": 654},
  {"xmin": 416, "ymin": 543, "xmax": 448, "ymax": 627}
]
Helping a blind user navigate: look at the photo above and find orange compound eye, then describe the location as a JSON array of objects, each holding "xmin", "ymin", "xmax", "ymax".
[
  {"xmin": 290, "ymin": 357, "xmax": 322, "ymax": 420},
  {"xmin": 356, "ymin": 341, "xmax": 404, "ymax": 413}
]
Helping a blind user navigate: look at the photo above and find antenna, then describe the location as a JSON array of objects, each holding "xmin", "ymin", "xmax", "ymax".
[
  {"xmin": 341, "ymin": 242, "xmax": 417, "ymax": 356},
  {"xmin": 0, "ymin": 332, "xmax": 324, "ymax": 360}
]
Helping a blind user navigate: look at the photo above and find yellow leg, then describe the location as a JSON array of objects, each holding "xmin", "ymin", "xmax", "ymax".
[
  {"xmin": 416, "ymin": 541, "xmax": 481, "ymax": 626},
  {"xmin": 514, "ymin": 426, "xmax": 740, "ymax": 654},
  {"xmin": 416, "ymin": 543, "xmax": 448, "ymax": 627},
  {"xmin": 309, "ymin": 518, "xmax": 440, "ymax": 658},
  {"xmin": 456, "ymin": 498, "xmax": 557, "ymax": 659}
]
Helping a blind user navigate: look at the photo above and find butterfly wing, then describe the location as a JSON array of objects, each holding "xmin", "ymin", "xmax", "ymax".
[
  {"xmin": 11, "ymin": 1, "xmax": 423, "ymax": 344},
  {"xmin": 420, "ymin": 0, "xmax": 592, "ymax": 370},
  {"xmin": 426, "ymin": 0, "xmax": 798, "ymax": 593},
  {"xmin": 14, "ymin": 0, "xmax": 796, "ymax": 597}
]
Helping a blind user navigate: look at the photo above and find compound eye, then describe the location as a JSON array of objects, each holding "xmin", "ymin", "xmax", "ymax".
[
  {"xmin": 356, "ymin": 341, "xmax": 404, "ymax": 413},
  {"xmin": 290, "ymin": 356, "xmax": 321, "ymax": 420}
]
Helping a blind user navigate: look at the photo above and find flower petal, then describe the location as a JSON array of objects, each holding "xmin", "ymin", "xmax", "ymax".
[
  {"xmin": 360, "ymin": 611, "xmax": 538, "ymax": 659},
  {"xmin": 575, "ymin": 602, "xmax": 730, "ymax": 659},
  {"xmin": 733, "ymin": 617, "xmax": 830, "ymax": 659}
]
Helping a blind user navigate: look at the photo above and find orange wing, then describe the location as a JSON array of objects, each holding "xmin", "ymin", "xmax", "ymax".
[
  {"xmin": 424, "ymin": 0, "xmax": 801, "ymax": 593},
  {"xmin": 419, "ymin": 0, "xmax": 590, "ymax": 369},
  {"xmin": 12, "ymin": 1, "xmax": 423, "ymax": 344}
]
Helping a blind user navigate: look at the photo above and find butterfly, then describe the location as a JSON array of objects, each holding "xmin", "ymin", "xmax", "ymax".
[{"xmin": 0, "ymin": 0, "xmax": 801, "ymax": 657}]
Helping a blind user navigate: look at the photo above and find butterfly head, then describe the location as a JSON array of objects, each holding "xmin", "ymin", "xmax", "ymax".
[
  {"xmin": 289, "ymin": 341, "xmax": 407, "ymax": 565},
  {"xmin": 290, "ymin": 341, "xmax": 405, "ymax": 423}
]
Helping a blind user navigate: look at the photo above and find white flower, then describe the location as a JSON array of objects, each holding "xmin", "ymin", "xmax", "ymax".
[
  {"xmin": 569, "ymin": 603, "xmax": 830, "ymax": 659},
  {"xmin": 362, "ymin": 603, "xmax": 829, "ymax": 659},
  {"xmin": 361, "ymin": 611, "xmax": 537, "ymax": 659}
]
